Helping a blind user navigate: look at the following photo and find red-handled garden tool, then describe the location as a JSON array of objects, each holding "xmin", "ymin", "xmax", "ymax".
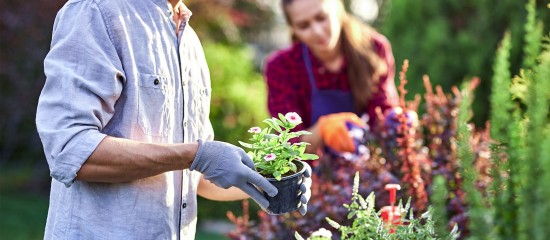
[{"xmin": 380, "ymin": 184, "xmax": 402, "ymax": 233}]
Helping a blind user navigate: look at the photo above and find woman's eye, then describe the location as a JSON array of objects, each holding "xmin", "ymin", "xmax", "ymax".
[{"xmin": 315, "ymin": 14, "xmax": 327, "ymax": 22}]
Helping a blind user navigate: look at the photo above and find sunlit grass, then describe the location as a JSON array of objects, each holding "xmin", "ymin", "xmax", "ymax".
[{"xmin": 0, "ymin": 191, "xmax": 48, "ymax": 240}]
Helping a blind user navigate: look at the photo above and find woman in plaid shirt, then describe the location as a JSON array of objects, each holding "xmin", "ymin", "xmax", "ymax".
[{"xmin": 265, "ymin": 0, "xmax": 399, "ymax": 155}]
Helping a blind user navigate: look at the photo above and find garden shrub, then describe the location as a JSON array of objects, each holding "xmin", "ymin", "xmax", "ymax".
[
  {"xmin": 473, "ymin": 1, "xmax": 550, "ymax": 238},
  {"xmin": 378, "ymin": 0, "xmax": 550, "ymax": 125},
  {"xmin": 226, "ymin": 2, "xmax": 550, "ymax": 239},
  {"xmin": 226, "ymin": 60, "xmax": 493, "ymax": 239},
  {"xmin": 203, "ymin": 42, "xmax": 270, "ymax": 144},
  {"xmin": 296, "ymin": 172, "xmax": 459, "ymax": 240},
  {"xmin": 451, "ymin": 1, "xmax": 550, "ymax": 238}
]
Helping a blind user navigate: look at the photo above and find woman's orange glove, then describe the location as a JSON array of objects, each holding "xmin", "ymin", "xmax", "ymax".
[{"xmin": 317, "ymin": 112, "xmax": 367, "ymax": 153}]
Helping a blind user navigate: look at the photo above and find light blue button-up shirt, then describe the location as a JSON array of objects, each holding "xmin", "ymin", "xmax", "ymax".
[{"xmin": 36, "ymin": 0, "xmax": 213, "ymax": 239}]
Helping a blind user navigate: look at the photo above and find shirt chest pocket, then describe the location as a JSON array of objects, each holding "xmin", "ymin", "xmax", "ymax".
[{"xmin": 137, "ymin": 74, "xmax": 174, "ymax": 137}]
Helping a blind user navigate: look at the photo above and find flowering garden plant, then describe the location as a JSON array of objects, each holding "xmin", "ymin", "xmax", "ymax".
[
  {"xmin": 226, "ymin": 62, "xmax": 490, "ymax": 239},
  {"xmin": 295, "ymin": 173, "xmax": 459, "ymax": 240},
  {"xmin": 239, "ymin": 112, "xmax": 319, "ymax": 180},
  {"xmin": 228, "ymin": 4, "xmax": 548, "ymax": 235}
]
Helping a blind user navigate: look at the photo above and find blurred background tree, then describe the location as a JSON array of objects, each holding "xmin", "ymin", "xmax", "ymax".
[
  {"xmin": 377, "ymin": 0, "xmax": 550, "ymax": 125},
  {"xmin": 186, "ymin": 0, "xmax": 275, "ymax": 45},
  {"xmin": 204, "ymin": 43, "xmax": 269, "ymax": 144},
  {"xmin": 0, "ymin": 1, "xmax": 66, "ymax": 194}
]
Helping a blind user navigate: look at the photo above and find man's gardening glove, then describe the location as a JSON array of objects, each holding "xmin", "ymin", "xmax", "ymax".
[
  {"xmin": 190, "ymin": 140, "xmax": 278, "ymax": 210},
  {"xmin": 298, "ymin": 163, "xmax": 312, "ymax": 215},
  {"xmin": 317, "ymin": 112, "xmax": 367, "ymax": 153}
]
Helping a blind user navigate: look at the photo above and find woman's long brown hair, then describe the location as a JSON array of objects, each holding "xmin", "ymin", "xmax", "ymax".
[{"xmin": 282, "ymin": 0, "xmax": 387, "ymax": 111}]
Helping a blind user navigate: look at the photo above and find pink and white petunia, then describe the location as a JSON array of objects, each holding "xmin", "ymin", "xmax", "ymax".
[
  {"xmin": 248, "ymin": 127, "xmax": 261, "ymax": 133},
  {"xmin": 285, "ymin": 112, "xmax": 302, "ymax": 125},
  {"xmin": 264, "ymin": 153, "xmax": 276, "ymax": 161},
  {"xmin": 310, "ymin": 228, "xmax": 332, "ymax": 238}
]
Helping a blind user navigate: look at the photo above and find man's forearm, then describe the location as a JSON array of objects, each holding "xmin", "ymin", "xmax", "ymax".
[
  {"xmin": 76, "ymin": 136, "xmax": 199, "ymax": 183},
  {"xmin": 197, "ymin": 176, "xmax": 249, "ymax": 201}
]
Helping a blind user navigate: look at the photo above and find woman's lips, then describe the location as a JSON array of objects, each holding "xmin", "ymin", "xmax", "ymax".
[{"xmin": 316, "ymin": 39, "xmax": 329, "ymax": 46}]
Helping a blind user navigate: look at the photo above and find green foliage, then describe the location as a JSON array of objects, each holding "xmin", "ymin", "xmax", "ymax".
[
  {"xmin": 503, "ymin": 109, "xmax": 525, "ymax": 238},
  {"xmin": 489, "ymin": 32, "xmax": 513, "ymax": 141},
  {"xmin": 523, "ymin": 38, "xmax": 550, "ymax": 240},
  {"xmin": 239, "ymin": 113, "xmax": 318, "ymax": 180},
  {"xmin": 203, "ymin": 42, "xmax": 270, "ymax": 144},
  {"xmin": 522, "ymin": 0, "xmax": 544, "ymax": 69},
  {"xmin": 457, "ymin": 79, "xmax": 492, "ymax": 239},
  {"xmin": 488, "ymin": 31, "xmax": 518, "ymax": 239},
  {"xmin": 538, "ymin": 127, "xmax": 550, "ymax": 230},
  {"xmin": 379, "ymin": 0, "xmax": 550, "ymax": 125},
  {"xmin": 431, "ymin": 176, "xmax": 451, "ymax": 238},
  {"xmin": 296, "ymin": 173, "xmax": 459, "ymax": 240},
  {"xmin": 0, "ymin": 191, "xmax": 48, "ymax": 240},
  {"xmin": 488, "ymin": 39, "xmax": 550, "ymax": 239},
  {"xmin": 186, "ymin": 0, "xmax": 274, "ymax": 44},
  {"xmin": 463, "ymin": 1, "xmax": 550, "ymax": 239}
]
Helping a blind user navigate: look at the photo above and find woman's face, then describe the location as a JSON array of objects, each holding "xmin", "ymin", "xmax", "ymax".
[{"xmin": 285, "ymin": 0, "xmax": 342, "ymax": 54}]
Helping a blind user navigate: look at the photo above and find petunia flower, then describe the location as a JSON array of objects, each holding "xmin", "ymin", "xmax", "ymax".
[
  {"xmin": 248, "ymin": 127, "xmax": 261, "ymax": 133},
  {"xmin": 285, "ymin": 112, "xmax": 302, "ymax": 125},
  {"xmin": 264, "ymin": 153, "xmax": 276, "ymax": 161},
  {"xmin": 310, "ymin": 228, "xmax": 332, "ymax": 238}
]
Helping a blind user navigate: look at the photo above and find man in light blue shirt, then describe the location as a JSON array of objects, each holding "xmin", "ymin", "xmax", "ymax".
[{"xmin": 36, "ymin": 0, "xmax": 311, "ymax": 239}]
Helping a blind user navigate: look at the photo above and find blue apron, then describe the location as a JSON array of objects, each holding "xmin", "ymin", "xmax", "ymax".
[
  {"xmin": 302, "ymin": 44, "xmax": 356, "ymax": 125},
  {"xmin": 302, "ymin": 45, "xmax": 369, "ymax": 160}
]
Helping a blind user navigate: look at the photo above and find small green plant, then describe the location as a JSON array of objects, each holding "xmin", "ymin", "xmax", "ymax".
[
  {"xmin": 296, "ymin": 172, "xmax": 460, "ymax": 240},
  {"xmin": 239, "ymin": 112, "xmax": 319, "ymax": 180}
]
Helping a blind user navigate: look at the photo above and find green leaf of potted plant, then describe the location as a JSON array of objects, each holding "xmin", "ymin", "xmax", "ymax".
[{"xmin": 239, "ymin": 112, "xmax": 319, "ymax": 214}]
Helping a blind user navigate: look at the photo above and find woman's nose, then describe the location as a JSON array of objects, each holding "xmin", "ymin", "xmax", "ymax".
[{"xmin": 310, "ymin": 22, "xmax": 325, "ymax": 37}]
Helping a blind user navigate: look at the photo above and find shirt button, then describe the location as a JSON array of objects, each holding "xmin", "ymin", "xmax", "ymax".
[
  {"xmin": 154, "ymin": 79, "xmax": 160, "ymax": 85},
  {"xmin": 182, "ymin": 202, "xmax": 187, "ymax": 209},
  {"xmin": 184, "ymin": 121, "xmax": 187, "ymax": 127}
]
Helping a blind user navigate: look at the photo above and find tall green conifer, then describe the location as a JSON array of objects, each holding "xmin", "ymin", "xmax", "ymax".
[
  {"xmin": 489, "ymin": 31, "xmax": 514, "ymax": 239},
  {"xmin": 457, "ymin": 80, "xmax": 491, "ymax": 240}
]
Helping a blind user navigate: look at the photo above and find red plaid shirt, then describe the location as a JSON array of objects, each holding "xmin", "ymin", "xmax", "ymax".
[{"xmin": 264, "ymin": 32, "xmax": 398, "ymax": 132}]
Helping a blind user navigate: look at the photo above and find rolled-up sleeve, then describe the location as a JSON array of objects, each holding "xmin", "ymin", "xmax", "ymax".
[{"xmin": 36, "ymin": 1, "xmax": 124, "ymax": 187}]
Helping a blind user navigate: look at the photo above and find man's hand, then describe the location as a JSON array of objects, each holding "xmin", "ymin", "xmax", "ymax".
[
  {"xmin": 317, "ymin": 112, "xmax": 366, "ymax": 153},
  {"xmin": 298, "ymin": 163, "xmax": 312, "ymax": 215},
  {"xmin": 190, "ymin": 140, "xmax": 278, "ymax": 209}
]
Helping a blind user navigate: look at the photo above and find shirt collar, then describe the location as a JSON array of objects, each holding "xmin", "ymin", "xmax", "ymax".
[{"xmin": 150, "ymin": 0, "xmax": 192, "ymax": 18}]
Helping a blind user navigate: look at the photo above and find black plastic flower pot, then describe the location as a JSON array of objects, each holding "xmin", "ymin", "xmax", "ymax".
[{"xmin": 264, "ymin": 160, "xmax": 306, "ymax": 215}]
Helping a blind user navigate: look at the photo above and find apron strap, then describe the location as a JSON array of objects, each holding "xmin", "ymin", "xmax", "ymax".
[{"xmin": 302, "ymin": 44, "xmax": 318, "ymax": 93}]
